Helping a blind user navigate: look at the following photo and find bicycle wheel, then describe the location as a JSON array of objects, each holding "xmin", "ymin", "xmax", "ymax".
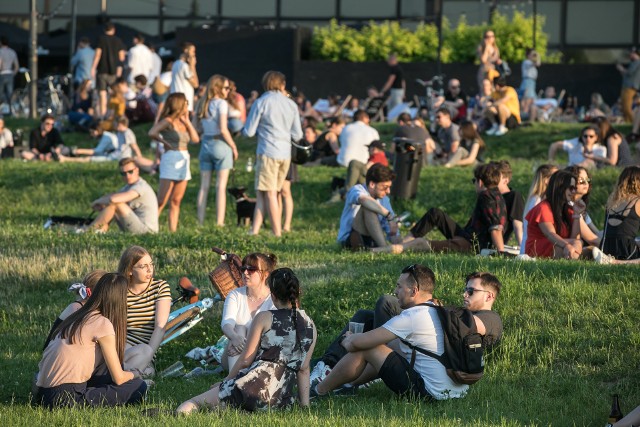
[{"xmin": 10, "ymin": 89, "xmax": 30, "ymax": 118}]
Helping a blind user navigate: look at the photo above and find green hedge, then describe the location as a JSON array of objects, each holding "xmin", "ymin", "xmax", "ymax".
[{"xmin": 311, "ymin": 12, "xmax": 561, "ymax": 64}]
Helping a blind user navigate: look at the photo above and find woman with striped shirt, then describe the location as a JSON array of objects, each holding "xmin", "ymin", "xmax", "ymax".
[{"xmin": 118, "ymin": 245, "xmax": 172, "ymax": 376}]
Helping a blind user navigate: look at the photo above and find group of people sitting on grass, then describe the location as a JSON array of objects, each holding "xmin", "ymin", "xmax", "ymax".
[
  {"xmin": 34, "ymin": 244, "xmax": 503, "ymax": 414},
  {"xmin": 337, "ymin": 162, "xmax": 640, "ymax": 264}
]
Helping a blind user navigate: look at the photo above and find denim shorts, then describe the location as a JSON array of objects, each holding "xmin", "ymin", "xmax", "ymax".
[
  {"xmin": 199, "ymin": 136, "xmax": 233, "ymax": 171},
  {"xmin": 520, "ymin": 78, "xmax": 536, "ymax": 99}
]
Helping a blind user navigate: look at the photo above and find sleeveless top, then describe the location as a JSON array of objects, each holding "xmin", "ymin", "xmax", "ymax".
[
  {"xmin": 461, "ymin": 137, "xmax": 485, "ymax": 162},
  {"xmin": 311, "ymin": 131, "xmax": 334, "ymax": 160},
  {"xmin": 601, "ymin": 197, "xmax": 640, "ymax": 260},
  {"xmin": 162, "ymin": 125, "xmax": 190, "ymax": 150},
  {"xmin": 616, "ymin": 138, "xmax": 634, "ymax": 167}
]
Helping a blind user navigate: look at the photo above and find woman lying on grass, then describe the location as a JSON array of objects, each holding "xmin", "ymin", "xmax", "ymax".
[
  {"xmin": 34, "ymin": 273, "xmax": 147, "ymax": 408},
  {"xmin": 118, "ymin": 245, "xmax": 172, "ymax": 377},
  {"xmin": 42, "ymin": 269, "xmax": 107, "ymax": 351},
  {"xmin": 525, "ymin": 170, "xmax": 585, "ymax": 259},
  {"xmin": 177, "ymin": 268, "xmax": 317, "ymax": 414},
  {"xmin": 593, "ymin": 165, "xmax": 640, "ymax": 265}
]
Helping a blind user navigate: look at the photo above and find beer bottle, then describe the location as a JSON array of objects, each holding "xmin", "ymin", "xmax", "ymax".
[{"xmin": 606, "ymin": 394, "xmax": 623, "ymax": 426}]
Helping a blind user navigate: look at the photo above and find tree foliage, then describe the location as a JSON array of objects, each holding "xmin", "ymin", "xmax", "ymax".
[{"xmin": 311, "ymin": 12, "xmax": 560, "ymax": 64}]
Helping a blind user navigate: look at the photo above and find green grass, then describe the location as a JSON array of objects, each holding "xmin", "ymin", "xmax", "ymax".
[{"xmin": 1, "ymin": 119, "xmax": 639, "ymax": 426}]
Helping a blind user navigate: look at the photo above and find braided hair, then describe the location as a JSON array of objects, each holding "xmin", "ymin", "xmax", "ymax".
[{"xmin": 267, "ymin": 268, "xmax": 303, "ymax": 349}]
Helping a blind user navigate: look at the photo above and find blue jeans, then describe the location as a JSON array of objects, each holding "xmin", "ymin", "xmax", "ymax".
[{"xmin": 0, "ymin": 74, "xmax": 14, "ymax": 109}]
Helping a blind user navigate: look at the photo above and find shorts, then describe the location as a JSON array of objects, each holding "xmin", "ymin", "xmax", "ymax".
[
  {"xmin": 115, "ymin": 209, "xmax": 154, "ymax": 234},
  {"xmin": 152, "ymin": 91, "xmax": 169, "ymax": 105},
  {"xmin": 97, "ymin": 73, "xmax": 117, "ymax": 92},
  {"xmin": 199, "ymin": 136, "xmax": 233, "ymax": 171},
  {"xmin": 378, "ymin": 351, "xmax": 433, "ymax": 401},
  {"xmin": 520, "ymin": 78, "xmax": 536, "ymax": 99},
  {"xmin": 254, "ymin": 154, "xmax": 290, "ymax": 192},
  {"xmin": 159, "ymin": 150, "xmax": 191, "ymax": 181}
]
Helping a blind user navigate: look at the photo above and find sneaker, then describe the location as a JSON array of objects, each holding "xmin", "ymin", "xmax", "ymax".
[
  {"xmin": 323, "ymin": 191, "xmax": 343, "ymax": 205},
  {"xmin": 494, "ymin": 125, "xmax": 509, "ymax": 136},
  {"xmin": 486, "ymin": 124, "xmax": 499, "ymax": 135},
  {"xmin": 592, "ymin": 247, "xmax": 614, "ymax": 264},
  {"xmin": 310, "ymin": 361, "xmax": 332, "ymax": 387},
  {"xmin": 515, "ymin": 254, "xmax": 536, "ymax": 262}
]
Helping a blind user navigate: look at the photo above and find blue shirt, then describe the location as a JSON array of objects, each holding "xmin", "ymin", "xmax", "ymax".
[
  {"xmin": 71, "ymin": 47, "xmax": 95, "ymax": 83},
  {"xmin": 243, "ymin": 91, "xmax": 302, "ymax": 160},
  {"xmin": 337, "ymin": 184, "xmax": 395, "ymax": 243}
]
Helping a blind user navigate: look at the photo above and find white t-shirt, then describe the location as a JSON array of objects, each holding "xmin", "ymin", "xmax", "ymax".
[
  {"xmin": 221, "ymin": 287, "xmax": 276, "ymax": 330},
  {"xmin": 561, "ymin": 137, "xmax": 607, "ymax": 166},
  {"xmin": 127, "ymin": 43, "xmax": 154, "ymax": 84},
  {"xmin": 170, "ymin": 59, "xmax": 195, "ymax": 111},
  {"xmin": 337, "ymin": 121, "xmax": 380, "ymax": 167},
  {"xmin": 201, "ymin": 98, "xmax": 229, "ymax": 136},
  {"xmin": 382, "ymin": 304, "xmax": 469, "ymax": 400}
]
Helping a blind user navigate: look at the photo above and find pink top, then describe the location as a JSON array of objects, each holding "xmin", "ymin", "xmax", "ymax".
[{"xmin": 37, "ymin": 312, "xmax": 115, "ymax": 388}]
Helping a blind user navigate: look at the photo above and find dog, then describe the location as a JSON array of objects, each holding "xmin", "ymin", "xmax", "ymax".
[{"xmin": 227, "ymin": 186, "xmax": 256, "ymax": 226}]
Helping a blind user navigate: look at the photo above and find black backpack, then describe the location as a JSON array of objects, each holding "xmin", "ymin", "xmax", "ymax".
[{"xmin": 402, "ymin": 304, "xmax": 484, "ymax": 385}]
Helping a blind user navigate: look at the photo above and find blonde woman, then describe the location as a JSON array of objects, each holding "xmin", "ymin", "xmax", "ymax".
[
  {"xmin": 196, "ymin": 75, "xmax": 238, "ymax": 226},
  {"xmin": 519, "ymin": 164, "xmax": 558, "ymax": 255},
  {"xmin": 148, "ymin": 92, "xmax": 200, "ymax": 232}
]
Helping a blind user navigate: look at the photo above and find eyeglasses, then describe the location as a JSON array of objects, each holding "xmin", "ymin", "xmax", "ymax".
[
  {"xmin": 120, "ymin": 168, "xmax": 137, "ymax": 176},
  {"xmin": 133, "ymin": 262, "xmax": 154, "ymax": 270},
  {"xmin": 241, "ymin": 265, "xmax": 262, "ymax": 274},
  {"xmin": 463, "ymin": 287, "xmax": 491, "ymax": 296},
  {"xmin": 568, "ymin": 185, "xmax": 577, "ymax": 192},
  {"xmin": 582, "ymin": 134, "xmax": 597, "ymax": 139},
  {"xmin": 577, "ymin": 178, "xmax": 591, "ymax": 185},
  {"xmin": 402, "ymin": 264, "xmax": 420, "ymax": 289}
]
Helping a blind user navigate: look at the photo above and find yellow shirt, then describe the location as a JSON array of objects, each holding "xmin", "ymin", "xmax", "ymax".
[{"xmin": 491, "ymin": 86, "xmax": 521, "ymax": 123}]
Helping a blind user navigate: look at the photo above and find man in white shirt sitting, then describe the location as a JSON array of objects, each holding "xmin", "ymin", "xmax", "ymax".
[{"xmin": 337, "ymin": 110, "xmax": 380, "ymax": 168}]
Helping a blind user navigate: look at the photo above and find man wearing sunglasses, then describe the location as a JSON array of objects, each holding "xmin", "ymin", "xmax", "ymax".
[
  {"xmin": 84, "ymin": 157, "xmax": 158, "ymax": 234},
  {"xmin": 547, "ymin": 124, "xmax": 606, "ymax": 170},
  {"xmin": 337, "ymin": 164, "xmax": 400, "ymax": 250},
  {"xmin": 311, "ymin": 267, "xmax": 502, "ymax": 401}
]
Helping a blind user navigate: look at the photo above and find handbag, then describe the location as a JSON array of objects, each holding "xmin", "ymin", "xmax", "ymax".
[
  {"xmin": 208, "ymin": 247, "xmax": 243, "ymax": 299},
  {"xmin": 291, "ymin": 139, "xmax": 312, "ymax": 165}
]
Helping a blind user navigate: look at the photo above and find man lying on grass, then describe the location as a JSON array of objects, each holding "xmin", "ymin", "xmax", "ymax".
[
  {"xmin": 310, "ymin": 267, "xmax": 502, "ymax": 401},
  {"xmin": 337, "ymin": 164, "xmax": 401, "ymax": 251},
  {"xmin": 81, "ymin": 157, "xmax": 159, "ymax": 234}
]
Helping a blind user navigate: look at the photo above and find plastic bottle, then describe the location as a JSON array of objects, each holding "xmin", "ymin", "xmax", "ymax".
[{"xmin": 246, "ymin": 157, "xmax": 253, "ymax": 173}]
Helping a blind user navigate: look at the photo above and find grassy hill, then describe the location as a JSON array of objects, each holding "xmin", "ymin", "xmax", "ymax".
[{"xmin": 0, "ymin": 119, "xmax": 638, "ymax": 426}]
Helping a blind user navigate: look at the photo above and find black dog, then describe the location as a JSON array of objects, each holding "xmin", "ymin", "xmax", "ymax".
[{"xmin": 227, "ymin": 186, "xmax": 256, "ymax": 226}]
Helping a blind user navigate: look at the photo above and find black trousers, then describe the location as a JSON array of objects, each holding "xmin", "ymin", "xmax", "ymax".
[
  {"xmin": 35, "ymin": 376, "xmax": 147, "ymax": 409},
  {"xmin": 321, "ymin": 295, "xmax": 402, "ymax": 368},
  {"xmin": 409, "ymin": 207, "xmax": 474, "ymax": 253}
]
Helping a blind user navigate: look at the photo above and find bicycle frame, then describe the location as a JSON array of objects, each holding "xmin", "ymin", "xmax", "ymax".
[{"xmin": 161, "ymin": 295, "xmax": 217, "ymax": 346}]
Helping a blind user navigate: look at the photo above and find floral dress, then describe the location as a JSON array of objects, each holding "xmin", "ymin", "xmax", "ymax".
[{"xmin": 218, "ymin": 309, "xmax": 315, "ymax": 411}]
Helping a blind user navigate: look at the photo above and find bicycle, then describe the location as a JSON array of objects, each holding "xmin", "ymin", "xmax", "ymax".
[
  {"xmin": 10, "ymin": 68, "xmax": 71, "ymax": 118},
  {"xmin": 415, "ymin": 74, "xmax": 445, "ymax": 128}
]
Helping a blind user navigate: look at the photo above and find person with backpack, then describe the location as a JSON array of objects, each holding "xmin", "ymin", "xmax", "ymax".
[{"xmin": 310, "ymin": 267, "xmax": 502, "ymax": 401}]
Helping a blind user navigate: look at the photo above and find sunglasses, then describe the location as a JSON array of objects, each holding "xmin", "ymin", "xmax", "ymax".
[
  {"xmin": 402, "ymin": 264, "xmax": 420, "ymax": 289},
  {"xmin": 464, "ymin": 287, "xmax": 491, "ymax": 296},
  {"xmin": 241, "ymin": 265, "xmax": 261, "ymax": 273},
  {"xmin": 577, "ymin": 178, "xmax": 591, "ymax": 185},
  {"xmin": 120, "ymin": 168, "xmax": 137, "ymax": 176},
  {"xmin": 568, "ymin": 185, "xmax": 577, "ymax": 192}
]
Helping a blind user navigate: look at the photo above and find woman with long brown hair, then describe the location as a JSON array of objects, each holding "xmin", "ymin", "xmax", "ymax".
[
  {"xmin": 196, "ymin": 75, "xmax": 238, "ymax": 226},
  {"xmin": 586, "ymin": 116, "xmax": 634, "ymax": 167},
  {"xmin": 226, "ymin": 80, "xmax": 246, "ymax": 135},
  {"xmin": 444, "ymin": 119, "xmax": 485, "ymax": 167},
  {"xmin": 118, "ymin": 245, "xmax": 172, "ymax": 376},
  {"xmin": 35, "ymin": 273, "xmax": 147, "ymax": 408},
  {"xmin": 148, "ymin": 92, "xmax": 200, "ymax": 232},
  {"xmin": 593, "ymin": 166, "xmax": 640, "ymax": 264}
]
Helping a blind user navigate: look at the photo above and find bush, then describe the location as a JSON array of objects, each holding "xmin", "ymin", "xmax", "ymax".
[{"xmin": 311, "ymin": 13, "xmax": 560, "ymax": 64}]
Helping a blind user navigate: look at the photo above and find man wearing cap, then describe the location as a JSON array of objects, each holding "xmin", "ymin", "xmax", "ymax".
[
  {"xmin": 337, "ymin": 164, "xmax": 400, "ymax": 250},
  {"xmin": 616, "ymin": 47, "xmax": 640, "ymax": 123},
  {"xmin": 344, "ymin": 140, "xmax": 388, "ymax": 190}
]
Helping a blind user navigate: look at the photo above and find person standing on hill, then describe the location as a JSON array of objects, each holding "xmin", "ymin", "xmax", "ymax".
[
  {"xmin": 126, "ymin": 34, "xmax": 153, "ymax": 87},
  {"xmin": 616, "ymin": 47, "xmax": 640, "ymax": 123},
  {"xmin": 170, "ymin": 42, "xmax": 199, "ymax": 113},
  {"xmin": 380, "ymin": 53, "xmax": 405, "ymax": 113},
  {"xmin": 0, "ymin": 36, "xmax": 19, "ymax": 114},
  {"xmin": 91, "ymin": 23, "xmax": 127, "ymax": 118}
]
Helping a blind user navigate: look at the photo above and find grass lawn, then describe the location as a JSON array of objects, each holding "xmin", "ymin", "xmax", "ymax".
[{"xmin": 0, "ymin": 119, "xmax": 638, "ymax": 426}]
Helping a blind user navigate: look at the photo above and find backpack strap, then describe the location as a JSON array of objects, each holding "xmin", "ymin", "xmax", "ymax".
[{"xmin": 399, "ymin": 303, "xmax": 448, "ymax": 368}]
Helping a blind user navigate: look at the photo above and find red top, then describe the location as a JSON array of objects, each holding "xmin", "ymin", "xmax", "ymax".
[
  {"xmin": 369, "ymin": 151, "xmax": 388, "ymax": 167},
  {"xmin": 525, "ymin": 200, "xmax": 573, "ymax": 258}
]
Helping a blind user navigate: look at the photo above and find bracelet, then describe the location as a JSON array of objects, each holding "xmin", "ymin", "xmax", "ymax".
[{"xmin": 385, "ymin": 212, "xmax": 395, "ymax": 221}]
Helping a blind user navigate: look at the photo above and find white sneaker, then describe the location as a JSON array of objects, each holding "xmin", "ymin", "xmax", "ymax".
[
  {"xmin": 494, "ymin": 125, "xmax": 509, "ymax": 136},
  {"xmin": 310, "ymin": 361, "xmax": 332, "ymax": 387},
  {"xmin": 486, "ymin": 124, "xmax": 499, "ymax": 135},
  {"xmin": 592, "ymin": 247, "xmax": 614, "ymax": 264}
]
